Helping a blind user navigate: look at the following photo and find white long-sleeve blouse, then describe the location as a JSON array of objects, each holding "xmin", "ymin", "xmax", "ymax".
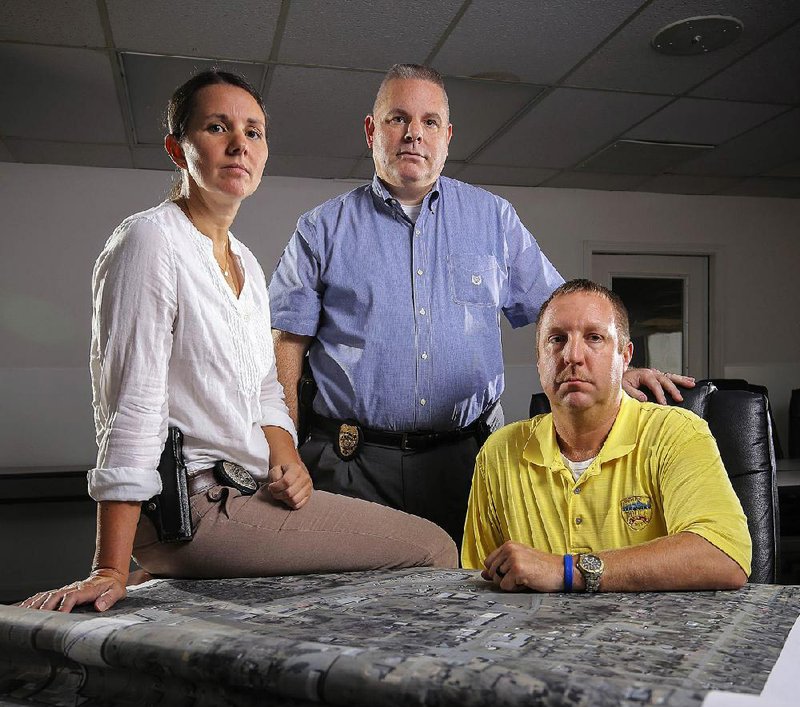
[{"xmin": 88, "ymin": 201, "xmax": 296, "ymax": 502}]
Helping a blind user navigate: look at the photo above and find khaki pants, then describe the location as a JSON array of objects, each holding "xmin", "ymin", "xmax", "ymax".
[{"xmin": 133, "ymin": 484, "xmax": 457, "ymax": 577}]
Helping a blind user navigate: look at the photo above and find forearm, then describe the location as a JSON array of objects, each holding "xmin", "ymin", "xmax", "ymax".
[
  {"xmin": 272, "ymin": 329, "xmax": 312, "ymax": 426},
  {"xmin": 262, "ymin": 424, "xmax": 313, "ymax": 509},
  {"xmin": 583, "ymin": 532, "xmax": 747, "ymax": 592},
  {"xmin": 92, "ymin": 500, "xmax": 142, "ymax": 581},
  {"xmin": 263, "ymin": 425, "xmax": 302, "ymax": 467}
]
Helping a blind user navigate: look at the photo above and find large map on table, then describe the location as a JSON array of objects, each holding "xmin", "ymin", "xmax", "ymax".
[{"xmin": 2, "ymin": 569, "xmax": 799, "ymax": 706}]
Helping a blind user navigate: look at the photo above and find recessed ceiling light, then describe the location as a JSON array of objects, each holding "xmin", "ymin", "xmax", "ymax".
[{"xmin": 651, "ymin": 15, "xmax": 743, "ymax": 55}]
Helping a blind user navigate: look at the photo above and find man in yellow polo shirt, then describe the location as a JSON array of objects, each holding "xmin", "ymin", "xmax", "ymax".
[{"xmin": 462, "ymin": 279, "xmax": 751, "ymax": 592}]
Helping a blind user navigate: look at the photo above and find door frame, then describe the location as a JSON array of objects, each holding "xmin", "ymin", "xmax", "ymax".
[{"xmin": 583, "ymin": 240, "xmax": 725, "ymax": 377}]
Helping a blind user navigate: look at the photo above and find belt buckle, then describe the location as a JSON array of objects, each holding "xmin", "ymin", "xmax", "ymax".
[
  {"xmin": 214, "ymin": 460, "xmax": 258, "ymax": 495},
  {"xmin": 334, "ymin": 421, "xmax": 362, "ymax": 461}
]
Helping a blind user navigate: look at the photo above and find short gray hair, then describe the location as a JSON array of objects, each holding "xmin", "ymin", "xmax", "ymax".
[{"xmin": 372, "ymin": 63, "xmax": 449, "ymax": 119}]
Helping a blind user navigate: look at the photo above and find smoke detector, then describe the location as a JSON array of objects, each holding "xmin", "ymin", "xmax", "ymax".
[{"xmin": 651, "ymin": 15, "xmax": 743, "ymax": 55}]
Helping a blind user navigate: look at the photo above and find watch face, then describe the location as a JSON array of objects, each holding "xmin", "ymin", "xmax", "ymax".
[{"xmin": 580, "ymin": 554, "xmax": 603, "ymax": 573}]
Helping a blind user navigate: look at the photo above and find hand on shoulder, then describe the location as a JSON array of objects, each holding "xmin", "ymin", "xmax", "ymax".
[{"xmin": 622, "ymin": 367, "xmax": 695, "ymax": 405}]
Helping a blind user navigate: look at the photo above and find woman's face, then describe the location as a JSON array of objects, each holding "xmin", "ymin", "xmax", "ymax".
[{"xmin": 171, "ymin": 83, "xmax": 268, "ymax": 202}]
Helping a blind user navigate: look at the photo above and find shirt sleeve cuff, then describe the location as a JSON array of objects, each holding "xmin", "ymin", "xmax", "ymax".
[
  {"xmin": 88, "ymin": 466, "xmax": 162, "ymax": 502},
  {"xmin": 260, "ymin": 410, "xmax": 299, "ymax": 447},
  {"xmin": 684, "ymin": 528, "xmax": 752, "ymax": 578},
  {"xmin": 269, "ymin": 315, "xmax": 319, "ymax": 338}
]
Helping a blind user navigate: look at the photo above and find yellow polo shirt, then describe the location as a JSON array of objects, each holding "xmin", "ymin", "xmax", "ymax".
[{"xmin": 462, "ymin": 393, "xmax": 752, "ymax": 576}]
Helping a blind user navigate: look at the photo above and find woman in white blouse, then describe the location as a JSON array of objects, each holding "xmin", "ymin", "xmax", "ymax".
[{"xmin": 23, "ymin": 70, "xmax": 457, "ymax": 613}]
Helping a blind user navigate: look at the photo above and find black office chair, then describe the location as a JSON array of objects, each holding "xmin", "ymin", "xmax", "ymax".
[
  {"xmin": 704, "ymin": 379, "xmax": 783, "ymax": 459},
  {"xmin": 529, "ymin": 380, "xmax": 779, "ymax": 583},
  {"xmin": 787, "ymin": 388, "xmax": 799, "ymax": 458}
]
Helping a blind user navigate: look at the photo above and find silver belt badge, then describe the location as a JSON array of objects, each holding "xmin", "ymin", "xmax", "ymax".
[{"xmin": 215, "ymin": 461, "xmax": 258, "ymax": 495}]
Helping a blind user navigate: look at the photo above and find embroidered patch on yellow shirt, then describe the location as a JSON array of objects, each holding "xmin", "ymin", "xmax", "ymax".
[{"xmin": 621, "ymin": 496, "xmax": 652, "ymax": 531}]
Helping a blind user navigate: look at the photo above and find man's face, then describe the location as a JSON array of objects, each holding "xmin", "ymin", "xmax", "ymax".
[
  {"xmin": 365, "ymin": 78, "xmax": 452, "ymax": 203},
  {"xmin": 536, "ymin": 292, "xmax": 633, "ymax": 413}
]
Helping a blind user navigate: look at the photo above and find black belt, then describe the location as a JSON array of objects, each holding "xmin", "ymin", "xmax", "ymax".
[{"xmin": 311, "ymin": 406, "xmax": 493, "ymax": 455}]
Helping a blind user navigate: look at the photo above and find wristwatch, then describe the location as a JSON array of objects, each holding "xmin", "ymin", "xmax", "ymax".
[{"xmin": 577, "ymin": 554, "xmax": 604, "ymax": 592}]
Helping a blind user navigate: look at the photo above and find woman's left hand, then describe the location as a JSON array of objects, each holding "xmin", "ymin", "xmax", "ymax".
[{"xmin": 267, "ymin": 462, "xmax": 313, "ymax": 509}]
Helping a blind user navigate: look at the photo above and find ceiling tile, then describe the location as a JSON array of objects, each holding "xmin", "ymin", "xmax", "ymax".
[
  {"xmin": 123, "ymin": 53, "xmax": 266, "ymax": 144},
  {"xmin": 457, "ymin": 164, "xmax": 557, "ymax": 187},
  {"xmin": 764, "ymin": 161, "xmax": 800, "ymax": 178},
  {"xmin": 475, "ymin": 88, "xmax": 671, "ymax": 169},
  {"xmin": 446, "ymin": 78, "xmax": 543, "ymax": 160},
  {"xmin": 266, "ymin": 66, "xmax": 377, "ymax": 158},
  {"xmin": 265, "ymin": 155, "xmax": 359, "ymax": 180},
  {"xmin": 279, "ymin": 0, "xmax": 461, "ymax": 68},
  {"xmin": 433, "ymin": 0, "xmax": 646, "ymax": 84},
  {"xmin": 568, "ymin": 0, "xmax": 800, "ymax": 94},
  {"xmin": 4, "ymin": 139, "xmax": 132, "ymax": 168},
  {"xmin": 578, "ymin": 140, "xmax": 713, "ymax": 175},
  {"xmin": 442, "ymin": 160, "xmax": 466, "ymax": 179},
  {"xmin": 0, "ymin": 0, "xmax": 105, "ymax": 46},
  {"xmin": 0, "ymin": 1, "xmax": 795, "ymax": 188},
  {"xmin": 674, "ymin": 107, "xmax": 800, "ymax": 177},
  {"xmin": 691, "ymin": 22, "xmax": 800, "ymax": 103},
  {"xmin": 132, "ymin": 145, "xmax": 174, "ymax": 170},
  {"xmin": 107, "ymin": 0, "xmax": 279, "ymax": 61},
  {"xmin": 542, "ymin": 171, "xmax": 647, "ymax": 191},
  {"xmin": 716, "ymin": 176, "xmax": 800, "ymax": 198},
  {"xmin": 0, "ymin": 44, "xmax": 127, "ymax": 142},
  {"xmin": 635, "ymin": 174, "xmax": 741, "ymax": 195},
  {"xmin": 626, "ymin": 97, "xmax": 786, "ymax": 145}
]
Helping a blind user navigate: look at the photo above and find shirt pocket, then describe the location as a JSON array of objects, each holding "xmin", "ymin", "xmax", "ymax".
[{"xmin": 448, "ymin": 254, "xmax": 501, "ymax": 307}]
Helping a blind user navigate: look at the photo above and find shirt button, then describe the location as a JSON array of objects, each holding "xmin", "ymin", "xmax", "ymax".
[
  {"xmin": 575, "ymin": 516, "xmax": 583, "ymax": 525},
  {"xmin": 419, "ymin": 307, "xmax": 426, "ymax": 315},
  {"xmin": 415, "ymin": 229, "xmax": 421, "ymax": 236},
  {"xmin": 420, "ymin": 399, "xmax": 427, "ymax": 406},
  {"xmin": 574, "ymin": 487, "xmax": 581, "ymax": 494},
  {"xmin": 421, "ymin": 352, "xmax": 428, "ymax": 360},
  {"xmin": 417, "ymin": 269, "xmax": 423, "ymax": 276}
]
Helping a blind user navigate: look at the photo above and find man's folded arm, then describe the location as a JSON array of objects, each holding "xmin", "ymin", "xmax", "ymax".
[
  {"xmin": 584, "ymin": 531, "xmax": 747, "ymax": 591},
  {"xmin": 482, "ymin": 532, "xmax": 747, "ymax": 593}
]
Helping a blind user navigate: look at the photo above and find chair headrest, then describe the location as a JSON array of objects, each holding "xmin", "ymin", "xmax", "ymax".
[{"xmin": 644, "ymin": 379, "xmax": 717, "ymax": 417}]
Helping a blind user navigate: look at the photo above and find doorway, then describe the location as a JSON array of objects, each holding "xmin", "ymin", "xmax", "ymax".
[{"xmin": 592, "ymin": 253, "xmax": 709, "ymax": 379}]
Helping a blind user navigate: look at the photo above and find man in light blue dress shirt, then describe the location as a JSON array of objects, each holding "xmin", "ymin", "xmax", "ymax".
[{"xmin": 269, "ymin": 64, "xmax": 691, "ymax": 548}]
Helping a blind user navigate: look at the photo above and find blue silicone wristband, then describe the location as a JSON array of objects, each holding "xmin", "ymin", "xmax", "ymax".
[{"xmin": 564, "ymin": 554, "xmax": 574, "ymax": 593}]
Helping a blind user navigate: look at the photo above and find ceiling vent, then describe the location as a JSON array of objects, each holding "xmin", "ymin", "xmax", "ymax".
[{"xmin": 651, "ymin": 15, "xmax": 743, "ymax": 55}]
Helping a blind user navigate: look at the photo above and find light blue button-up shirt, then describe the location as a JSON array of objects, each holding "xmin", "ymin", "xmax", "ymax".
[{"xmin": 269, "ymin": 175, "xmax": 564, "ymax": 432}]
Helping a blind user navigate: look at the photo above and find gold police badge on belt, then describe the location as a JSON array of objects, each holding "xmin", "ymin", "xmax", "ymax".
[
  {"xmin": 621, "ymin": 495, "xmax": 652, "ymax": 531},
  {"xmin": 335, "ymin": 422, "xmax": 362, "ymax": 461}
]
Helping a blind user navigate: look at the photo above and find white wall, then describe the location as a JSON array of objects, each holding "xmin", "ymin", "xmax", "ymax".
[{"xmin": 2, "ymin": 161, "xmax": 799, "ymax": 466}]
